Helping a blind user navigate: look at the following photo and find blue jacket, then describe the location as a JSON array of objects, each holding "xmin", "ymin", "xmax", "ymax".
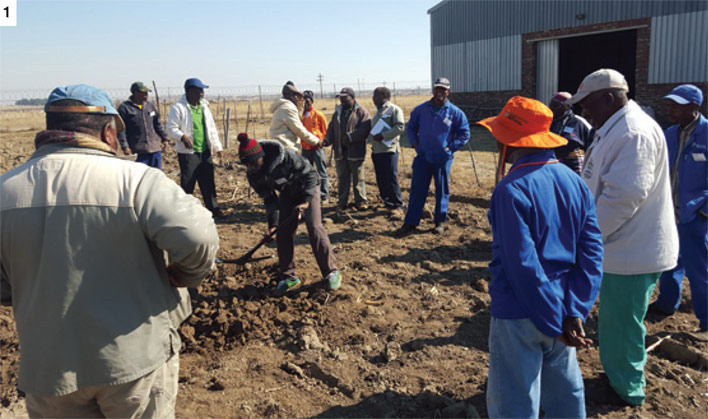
[
  {"xmin": 488, "ymin": 150, "xmax": 604, "ymax": 337},
  {"xmin": 407, "ymin": 100, "xmax": 470, "ymax": 164},
  {"xmin": 665, "ymin": 114, "xmax": 708, "ymax": 224}
]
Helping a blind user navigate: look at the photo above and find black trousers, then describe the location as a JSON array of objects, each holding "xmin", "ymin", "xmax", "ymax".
[{"xmin": 178, "ymin": 151, "xmax": 218, "ymax": 213}]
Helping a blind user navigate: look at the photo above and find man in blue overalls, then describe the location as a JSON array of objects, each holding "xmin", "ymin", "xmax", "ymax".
[
  {"xmin": 649, "ymin": 84, "xmax": 708, "ymax": 335},
  {"xmin": 395, "ymin": 77, "xmax": 470, "ymax": 236}
]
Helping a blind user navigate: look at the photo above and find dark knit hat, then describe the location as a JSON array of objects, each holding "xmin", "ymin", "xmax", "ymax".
[{"xmin": 238, "ymin": 133, "xmax": 264, "ymax": 163}]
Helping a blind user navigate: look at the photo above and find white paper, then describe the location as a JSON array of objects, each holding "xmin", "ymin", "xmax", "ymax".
[{"xmin": 371, "ymin": 118, "xmax": 391, "ymax": 136}]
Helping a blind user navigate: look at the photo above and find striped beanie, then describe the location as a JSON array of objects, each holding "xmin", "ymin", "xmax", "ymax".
[{"xmin": 238, "ymin": 133, "xmax": 264, "ymax": 163}]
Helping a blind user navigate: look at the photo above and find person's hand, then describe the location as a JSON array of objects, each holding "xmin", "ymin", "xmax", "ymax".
[
  {"xmin": 122, "ymin": 146, "xmax": 132, "ymax": 156},
  {"xmin": 166, "ymin": 265, "xmax": 187, "ymax": 287},
  {"xmin": 295, "ymin": 202, "xmax": 309, "ymax": 219},
  {"xmin": 558, "ymin": 317, "xmax": 593, "ymax": 348},
  {"xmin": 373, "ymin": 134, "xmax": 384, "ymax": 142},
  {"xmin": 262, "ymin": 226, "xmax": 277, "ymax": 243},
  {"xmin": 181, "ymin": 135, "xmax": 193, "ymax": 149},
  {"xmin": 161, "ymin": 141, "xmax": 169, "ymax": 151}
]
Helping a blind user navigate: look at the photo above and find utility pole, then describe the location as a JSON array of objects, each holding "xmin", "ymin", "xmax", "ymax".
[{"xmin": 317, "ymin": 73, "xmax": 325, "ymax": 99}]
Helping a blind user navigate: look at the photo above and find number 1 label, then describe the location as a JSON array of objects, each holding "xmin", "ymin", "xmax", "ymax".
[{"xmin": 1, "ymin": 0, "xmax": 17, "ymax": 26}]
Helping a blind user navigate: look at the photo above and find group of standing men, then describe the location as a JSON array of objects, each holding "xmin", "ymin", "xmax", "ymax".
[{"xmin": 482, "ymin": 68, "xmax": 706, "ymax": 418}]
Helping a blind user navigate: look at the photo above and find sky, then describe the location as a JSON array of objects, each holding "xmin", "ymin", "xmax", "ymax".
[{"xmin": 0, "ymin": 0, "xmax": 438, "ymax": 100}]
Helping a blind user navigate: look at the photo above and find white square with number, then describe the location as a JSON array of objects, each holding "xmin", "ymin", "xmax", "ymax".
[{"xmin": 0, "ymin": 0, "xmax": 16, "ymax": 26}]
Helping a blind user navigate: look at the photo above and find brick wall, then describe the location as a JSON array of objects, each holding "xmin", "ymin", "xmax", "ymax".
[{"xmin": 450, "ymin": 17, "xmax": 708, "ymax": 126}]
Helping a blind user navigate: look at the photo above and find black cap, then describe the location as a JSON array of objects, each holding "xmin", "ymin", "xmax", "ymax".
[
  {"xmin": 339, "ymin": 87, "xmax": 355, "ymax": 98},
  {"xmin": 303, "ymin": 90, "xmax": 314, "ymax": 100}
]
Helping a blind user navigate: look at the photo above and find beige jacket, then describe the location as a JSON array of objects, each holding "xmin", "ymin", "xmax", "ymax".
[{"xmin": 268, "ymin": 98, "xmax": 320, "ymax": 150}]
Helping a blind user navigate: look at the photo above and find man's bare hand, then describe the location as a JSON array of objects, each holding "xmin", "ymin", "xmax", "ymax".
[
  {"xmin": 558, "ymin": 317, "xmax": 593, "ymax": 348},
  {"xmin": 161, "ymin": 141, "xmax": 169, "ymax": 151},
  {"xmin": 166, "ymin": 265, "xmax": 187, "ymax": 287},
  {"xmin": 373, "ymin": 134, "xmax": 384, "ymax": 142},
  {"xmin": 295, "ymin": 202, "xmax": 309, "ymax": 220},
  {"xmin": 181, "ymin": 135, "xmax": 194, "ymax": 149},
  {"xmin": 262, "ymin": 226, "xmax": 277, "ymax": 243}
]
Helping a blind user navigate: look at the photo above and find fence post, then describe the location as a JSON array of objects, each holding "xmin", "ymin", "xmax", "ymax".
[
  {"xmin": 224, "ymin": 108, "xmax": 230, "ymax": 149},
  {"xmin": 258, "ymin": 85, "xmax": 265, "ymax": 119}
]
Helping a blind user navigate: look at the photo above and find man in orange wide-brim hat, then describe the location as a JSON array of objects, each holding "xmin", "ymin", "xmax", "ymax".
[{"xmin": 478, "ymin": 96, "xmax": 604, "ymax": 418}]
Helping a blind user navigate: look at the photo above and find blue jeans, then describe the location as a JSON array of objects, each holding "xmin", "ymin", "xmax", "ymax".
[
  {"xmin": 371, "ymin": 152, "xmax": 403, "ymax": 209},
  {"xmin": 404, "ymin": 155, "xmax": 452, "ymax": 226},
  {"xmin": 302, "ymin": 148, "xmax": 329, "ymax": 201},
  {"xmin": 135, "ymin": 151, "xmax": 162, "ymax": 169},
  {"xmin": 487, "ymin": 317, "xmax": 585, "ymax": 419},
  {"xmin": 655, "ymin": 215, "xmax": 708, "ymax": 330}
]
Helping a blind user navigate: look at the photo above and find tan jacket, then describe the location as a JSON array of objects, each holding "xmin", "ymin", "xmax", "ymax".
[{"xmin": 268, "ymin": 98, "xmax": 320, "ymax": 150}]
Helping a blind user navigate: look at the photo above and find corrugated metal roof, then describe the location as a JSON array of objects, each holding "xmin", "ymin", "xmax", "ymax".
[{"xmin": 429, "ymin": 0, "xmax": 708, "ymax": 46}]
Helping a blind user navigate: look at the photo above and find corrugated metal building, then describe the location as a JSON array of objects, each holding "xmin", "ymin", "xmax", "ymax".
[{"xmin": 428, "ymin": 0, "xmax": 708, "ymax": 123}]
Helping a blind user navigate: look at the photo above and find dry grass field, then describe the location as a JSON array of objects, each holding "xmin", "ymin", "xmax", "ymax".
[{"xmin": 1, "ymin": 99, "xmax": 706, "ymax": 419}]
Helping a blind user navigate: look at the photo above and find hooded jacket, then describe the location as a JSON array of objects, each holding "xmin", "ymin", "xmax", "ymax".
[
  {"xmin": 247, "ymin": 140, "xmax": 319, "ymax": 228},
  {"xmin": 268, "ymin": 98, "xmax": 320, "ymax": 150},
  {"xmin": 322, "ymin": 102, "xmax": 371, "ymax": 160},
  {"xmin": 166, "ymin": 94, "xmax": 223, "ymax": 155}
]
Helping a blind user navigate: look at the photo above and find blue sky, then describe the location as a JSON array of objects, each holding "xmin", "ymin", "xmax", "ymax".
[{"xmin": 0, "ymin": 0, "xmax": 437, "ymax": 96}]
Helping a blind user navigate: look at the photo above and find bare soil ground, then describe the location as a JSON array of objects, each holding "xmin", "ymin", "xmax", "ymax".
[{"xmin": 1, "ymin": 106, "xmax": 706, "ymax": 418}]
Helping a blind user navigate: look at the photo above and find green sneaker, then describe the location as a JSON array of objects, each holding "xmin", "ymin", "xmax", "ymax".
[
  {"xmin": 275, "ymin": 276, "xmax": 301, "ymax": 295},
  {"xmin": 325, "ymin": 271, "xmax": 341, "ymax": 290}
]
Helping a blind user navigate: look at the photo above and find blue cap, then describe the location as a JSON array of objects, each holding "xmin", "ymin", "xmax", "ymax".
[
  {"xmin": 45, "ymin": 84, "xmax": 125, "ymax": 131},
  {"xmin": 664, "ymin": 84, "xmax": 703, "ymax": 106},
  {"xmin": 184, "ymin": 78, "xmax": 209, "ymax": 89}
]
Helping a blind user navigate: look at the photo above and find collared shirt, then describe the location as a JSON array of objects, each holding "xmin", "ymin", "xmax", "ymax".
[
  {"xmin": 581, "ymin": 100, "xmax": 678, "ymax": 274},
  {"xmin": 488, "ymin": 150, "xmax": 603, "ymax": 337},
  {"xmin": 406, "ymin": 99, "xmax": 470, "ymax": 164}
]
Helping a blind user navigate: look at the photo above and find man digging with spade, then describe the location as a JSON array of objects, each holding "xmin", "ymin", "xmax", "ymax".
[{"xmin": 238, "ymin": 133, "xmax": 341, "ymax": 295}]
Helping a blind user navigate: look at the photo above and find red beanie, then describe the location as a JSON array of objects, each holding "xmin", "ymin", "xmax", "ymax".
[{"xmin": 238, "ymin": 133, "xmax": 264, "ymax": 163}]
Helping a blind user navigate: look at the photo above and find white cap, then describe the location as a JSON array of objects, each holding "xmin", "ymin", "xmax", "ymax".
[{"xmin": 566, "ymin": 69, "xmax": 629, "ymax": 105}]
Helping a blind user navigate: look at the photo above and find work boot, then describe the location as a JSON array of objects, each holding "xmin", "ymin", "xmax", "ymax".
[
  {"xmin": 325, "ymin": 271, "xmax": 341, "ymax": 290},
  {"xmin": 433, "ymin": 222, "xmax": 447, "ymax": 234},
  {"xmin": 394, "ymin": 224, "xmax": 416, "ymax": 237},
  {"xmin": 356, "ymin": 201, "xmax": 369, "ymax": 211},
  {"xmin": 647, "ymin": 301, "xmax": 675, "ymax": 316},
  {"xmin": 274, "ymin": 276, "xmax": 301, "ymax": 296}
]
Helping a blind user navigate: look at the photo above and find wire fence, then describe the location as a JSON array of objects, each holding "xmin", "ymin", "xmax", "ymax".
[{"xmin": 0, "ymin": 80, "xmax": 433, "ymax": 106}]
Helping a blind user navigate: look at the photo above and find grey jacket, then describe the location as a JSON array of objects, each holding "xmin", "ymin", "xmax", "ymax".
[
  {"xmin": 366, "ymin": 101, "xmax": 405, "ymax": 154},
  {"xmin": 0, "ymin": 144, "xmax": 219, "ymax": 396}
]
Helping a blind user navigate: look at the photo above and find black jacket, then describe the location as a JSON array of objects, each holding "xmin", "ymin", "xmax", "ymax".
[{"xmin": 247, "ymin": 140, "xmax": 319, "ymax": 228}]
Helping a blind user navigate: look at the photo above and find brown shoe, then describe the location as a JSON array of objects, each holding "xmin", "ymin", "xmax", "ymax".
[
  {"xmin": 394, "ymin": 224, "xmax": 417, "ymax": 237},
  {"xmin": 356, "ymin": 201, "xmax": 369, "ymax": 211}
]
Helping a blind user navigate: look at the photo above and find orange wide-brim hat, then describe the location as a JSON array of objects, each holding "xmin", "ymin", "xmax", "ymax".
[{"xmin": 477, "ymin": 96, "xmax": 567, "ymax": 148}]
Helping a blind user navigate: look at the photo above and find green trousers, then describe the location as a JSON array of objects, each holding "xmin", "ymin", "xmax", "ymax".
[{"xmin": 598, "ymin": 272, "xmax": 659, "ymax": 405}]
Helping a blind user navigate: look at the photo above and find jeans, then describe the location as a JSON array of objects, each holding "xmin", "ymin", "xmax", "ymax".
[
  {"xmin": 404, "ymin": 155, "xmax": 452, "ymax": 226},
  {"xmin": 371, "ymin": 152, "xmax": 403, "ymax": 209},
  {"xmin": 487, "ymin": 317, "xmax": 585, "ymax": 419},
  {"xmin": 302, "ymin": 148, "xmax": 329, "ymax": 201},
  {"xmin": 136, "ymin": 151, "xmax": 163, "ymax": 169},
  {"xmin": 655, "ymin": 215, "xmax": 708, "ymax": 330},
  {"xmin": 599, "ymin": 272, "xmax": 658, "ymax": 405},
  {"xmin": 334, "ymin": 158, "xmax": 366, "ymax": 207}
]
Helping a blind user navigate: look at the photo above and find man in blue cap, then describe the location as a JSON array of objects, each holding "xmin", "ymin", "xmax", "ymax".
[
  {"xmin": 649, "ymin": 84, "xmax": 708, "ymax": 336},
  {"xmin": 117, "ymin": 81, "xmax": 170, "ymax": 168},
  {"xmin": 0, "ymin": 84, "xmax": 219, "ymax": 417},
  {"xmin": 167, "ymin": 77, "xmax": 225, "ymax": 218}
]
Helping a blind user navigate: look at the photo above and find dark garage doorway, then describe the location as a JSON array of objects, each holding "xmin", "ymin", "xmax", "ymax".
[{"xmin": 558, "ymin": 29, "xmax": 637, "ymax": 99}]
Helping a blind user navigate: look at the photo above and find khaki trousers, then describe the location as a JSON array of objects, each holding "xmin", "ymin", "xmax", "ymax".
[{"xmin": 25, "ymin": 354, "xmax": 179, "ymax": 419}]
